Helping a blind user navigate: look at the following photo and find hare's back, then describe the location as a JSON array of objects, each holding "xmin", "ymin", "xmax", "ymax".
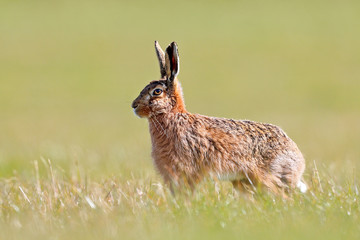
[{"xmin": 195, "ymin": 115, "xmax": 299, "ymax": 158}]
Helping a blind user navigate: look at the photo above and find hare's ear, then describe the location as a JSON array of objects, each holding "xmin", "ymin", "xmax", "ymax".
[
  {"xmin": 165, "ymin": 42, "xmax": 180, "ymax": 86},
  {"xmin": 155, "ymin": 41, "xmax": 166, "ymax": 78}
]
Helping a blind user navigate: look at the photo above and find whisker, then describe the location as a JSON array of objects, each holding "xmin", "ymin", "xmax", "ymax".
[
  {"xmin": 150, "ymin": 118, "xmax": 163, "ymax": 137},
  {"xmin": 152, "ymin": 116, "xmax": 169, "ymax": 139}
]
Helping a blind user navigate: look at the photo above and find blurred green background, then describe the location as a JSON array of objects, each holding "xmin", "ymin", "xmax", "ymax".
[
  {"xmin": 1, "ymin": 1, "xmax": 360, "ymax": 239},
  {"xmin": 1, "ymin": 0, "xmax": 359, "ymax": 179}
]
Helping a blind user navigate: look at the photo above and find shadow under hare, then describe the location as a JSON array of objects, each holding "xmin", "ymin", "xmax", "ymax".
[{"xmin": 132, "ymin": 41, "xmax": 306, "ymax": 196}]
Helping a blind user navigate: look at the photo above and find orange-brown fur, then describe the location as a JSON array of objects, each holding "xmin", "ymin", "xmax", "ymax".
[{"xmin": 132, "ymin": 41, "xmax": 306, "ymax": 196}]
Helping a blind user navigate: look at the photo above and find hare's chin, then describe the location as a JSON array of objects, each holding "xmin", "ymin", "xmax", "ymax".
[
  {"xmin": 133, "ymin": 108, "xmax": 142, "ymax": 118},
  {"xmin": 133, "ymin": 108, "xmax": 147, "ymax": 118}
]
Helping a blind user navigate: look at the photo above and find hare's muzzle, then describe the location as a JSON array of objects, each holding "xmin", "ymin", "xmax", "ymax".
[
  {"xmin": 132, "ymin": 99, "xmax": 144, "ymax": 118},
  {"xmin": 131, "ymin": 101, "xmax": 138, "ymax": 109}
]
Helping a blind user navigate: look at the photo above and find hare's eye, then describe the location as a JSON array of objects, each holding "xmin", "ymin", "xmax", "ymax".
[{"xmin": 153, "ymin": 89, "xmax": 163, "ymax": 96}]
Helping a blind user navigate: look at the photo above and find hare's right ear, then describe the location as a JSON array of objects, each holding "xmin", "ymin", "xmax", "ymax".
[
  {"xmin": 165, "ymin": 42, "xmax": 180, "ymax": 86},
  {"xmin": 155, "ymin": 41, "xmax": 166, "ymax": 79}
]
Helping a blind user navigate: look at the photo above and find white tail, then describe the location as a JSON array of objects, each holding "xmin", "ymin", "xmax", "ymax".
[{"xmin": 297, "ymin": 181, "xmax": 307, "ymax": 193}]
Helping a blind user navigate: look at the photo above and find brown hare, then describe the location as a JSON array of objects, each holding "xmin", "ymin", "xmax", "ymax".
[{"xmin": 132, "ymin": 41, "xmax": 306, "ymax": 196}]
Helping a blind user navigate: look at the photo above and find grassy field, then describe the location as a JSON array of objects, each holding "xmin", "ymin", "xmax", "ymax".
[{"xmin": 1, "ymin": 0, "xmax": 360, "ymax": 239}]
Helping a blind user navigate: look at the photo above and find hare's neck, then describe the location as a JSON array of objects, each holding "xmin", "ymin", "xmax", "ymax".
[
  {"xmin": 148, "ymin": 114, "xmax": 172, "ymax": 138},
  {"xmin": 148, "ymin": 112, "xmax": 185, "ymax": 144},
  {"xmin": 171, "ymin": 80, "xmax": 187, "ymax": 113}
]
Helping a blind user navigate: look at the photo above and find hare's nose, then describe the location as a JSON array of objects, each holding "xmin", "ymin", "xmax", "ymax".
[{"xmin": 131, "ymin": 101, "xmax": 138, "ymax": 109}]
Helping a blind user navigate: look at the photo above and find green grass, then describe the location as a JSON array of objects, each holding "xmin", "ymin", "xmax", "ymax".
[
  {"xmin": 0, "ymin": 161, "xmax": 359, "ymax": 240},
  {"xmin": 1, "ymin": 0, "xmax": 360, "ymax": 239}
]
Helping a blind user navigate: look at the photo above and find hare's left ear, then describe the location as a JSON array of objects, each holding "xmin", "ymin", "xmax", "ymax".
[
  {"xmin": 155, "ymin": 41, "xmax": 166, "ymax": 79},
  {"xmin": 165, "ymin": 42, "xmax": 180, "ymax": 86}
]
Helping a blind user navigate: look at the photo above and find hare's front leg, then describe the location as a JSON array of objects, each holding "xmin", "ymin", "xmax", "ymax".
[
  {"xmin": 155, "ymin": 157, "xmax": 201, "ymax": 194},
  {"xmin": 162, "ymin": 175, "xmax": 176, "ymax": 196},
  {"xmin": 160, "ymin": 169, "xmax": 200, "ymax": 195},
  {"xmin": 163, "ymin": 173, "xmax": 199, "ymax": 195},
  {"xmin": 156, "ymin": 164, "xmax": 177, "ymax": 195}
]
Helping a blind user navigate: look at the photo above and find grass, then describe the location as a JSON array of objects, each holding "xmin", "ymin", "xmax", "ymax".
[
  {"xmin": 1, "ymin": 0, "xmax": 360, "ymax": 239},
  {"xmin": 0, "ymin": 160, "xmax": 359, "ymax": 240}
]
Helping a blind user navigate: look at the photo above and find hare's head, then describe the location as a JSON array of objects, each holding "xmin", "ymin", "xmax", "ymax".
[{"xmin": 132, "ymin": 41, "xmax": 186, "ymax": 118}]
